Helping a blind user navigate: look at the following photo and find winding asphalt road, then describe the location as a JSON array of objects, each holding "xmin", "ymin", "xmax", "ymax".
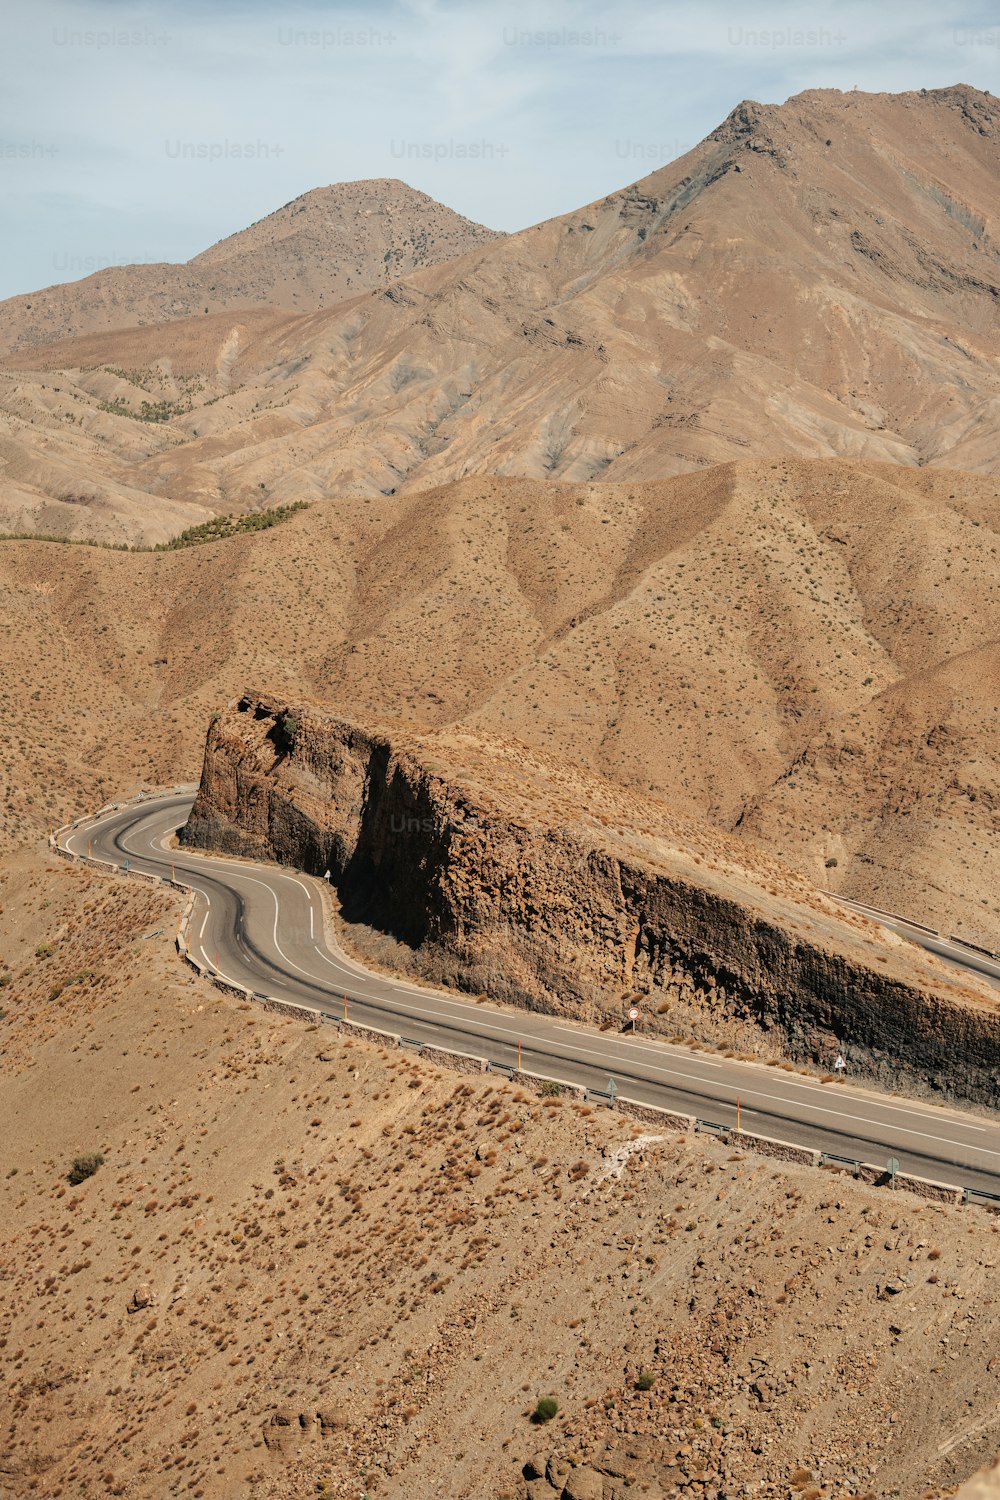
[{"xmin": 61, "ymin": 793, "xmax": 1000, "ymax": 1198}]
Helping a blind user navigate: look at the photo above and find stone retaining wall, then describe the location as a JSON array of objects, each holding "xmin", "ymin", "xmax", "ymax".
[
  {"xmin": 616, "ymin": 1097, "xmax": 695, "ymax": 1131},
  {"xmin": 515, "ymin": 1071, "xmax": 588, "ymax": 1102},
  {"xmin": 418, "ymin": 1043, "xmax": 487, "ymax": 1075},
  {"xmin": 341, "ymin": 1020, "xmax": 401, "ymax": 1049},
  {"xmin": 730, "ymin": 1129, "xmax": 822, "ymax": 1167}
]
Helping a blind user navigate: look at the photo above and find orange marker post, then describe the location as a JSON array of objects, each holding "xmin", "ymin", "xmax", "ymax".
[
  {"xmin": 343, "ymin": 992, "xmax": 348, "ymax": 1020},
  {"xmin": 736, "ymin": 1096, "xmax": 741, "ymax": 1132},
  {"xmin": 517, "ymin": 1040, "xmax": 522, "ymax": 1071}
]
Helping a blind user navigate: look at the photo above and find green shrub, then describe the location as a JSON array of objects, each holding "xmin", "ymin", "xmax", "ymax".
[
  {"xmin": 68, "ymin": 1152, "xmax": 104, "ymax": 1185},
  {"xmin": 532, "ymin": 1396, "xmax": 559, "ymax": 1424},
  {"xmin": 538, "ymin": 1080, "xmax": 564, "ymax": 1097},
  {"xmin": 152, "ymin": 502, "xmax": 308, "ymax": 551},
  {"xmin": 34, "ymin": 943, "xmax": 53, "ymax": 959},
  {"xmin": 635, "ymin": 1371, "xmax": 656, "ymax": 1391},
  {"xmin": 0, "ymin": 501, "xmax": 307, "ymax": 555}
]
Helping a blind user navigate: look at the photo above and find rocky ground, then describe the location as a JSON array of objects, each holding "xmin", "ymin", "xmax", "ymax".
[{"xmin": 1, "ymin": 851, "xmax": 999, "ymax": 1498}]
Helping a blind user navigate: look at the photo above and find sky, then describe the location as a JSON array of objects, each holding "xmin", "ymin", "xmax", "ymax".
[{"xmin": 1, "ymin": 0, "xmax": 998, "ymax": 298}]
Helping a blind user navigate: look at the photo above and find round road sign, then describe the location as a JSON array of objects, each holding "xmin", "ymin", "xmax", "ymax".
[{"xmin": 628, "ymin": 1007, "xmax": 640, "ymax": 1021}]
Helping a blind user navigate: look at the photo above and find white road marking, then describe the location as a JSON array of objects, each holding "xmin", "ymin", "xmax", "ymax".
[
  {"xmin": 197, "ymin": 946, "xmax": 242, "ymax": 989},
  {"xmin": 721, "ymin": 1085, "xmax": 1000, "ymax": 1156},
  {"xmin": 552, "ymin": 1025, "xmax": 724, "ymax": 1068}
]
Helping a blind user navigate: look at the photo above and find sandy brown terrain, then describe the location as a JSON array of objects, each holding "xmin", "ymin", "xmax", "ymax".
[
  {"xmin": 2, "ymin": 84, "xmax": 997, "ymax": 545},
  {"xmin": 3, "ymin": 78, "xmax": 1000, "ymax": 1500},
  {"xmin": 1, "ymin": 852, "xmax": 999, "ymax": 1499},
  {"xmin": 1, "ymin": 457, "xmax": 998, "ymax": 949},
  {"xmin": 0, "ymin": 179, "xmax": 502, "ymax": 355},
  {"xmin": 0, "ymin": 181, "xmax": 501, "ymax": 543}
]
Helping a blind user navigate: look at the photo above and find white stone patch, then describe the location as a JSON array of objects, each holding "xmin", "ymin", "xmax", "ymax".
[{"xmin": 587, "ymin": 1132, "xmax": 663, "ymax": 1191}]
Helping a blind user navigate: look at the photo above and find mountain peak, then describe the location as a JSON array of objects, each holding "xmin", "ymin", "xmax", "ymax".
[{"xmin": 0, "ymin": 180, "xmax": 502, "ymax": 355}]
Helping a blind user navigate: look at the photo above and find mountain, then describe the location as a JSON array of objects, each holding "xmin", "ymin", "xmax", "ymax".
[
  {"xmin": 0, "ymin": 179, "xmax": 502, "ymax": 356},
  {"xmin": 3, "ymin": 83, "xmax": 997, "ymax": 548}
]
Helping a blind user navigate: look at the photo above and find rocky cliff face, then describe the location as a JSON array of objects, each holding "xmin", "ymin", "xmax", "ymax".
[{"xmin": 183, "ymin": 694, "xmax": 1000, "ymax": 1107}]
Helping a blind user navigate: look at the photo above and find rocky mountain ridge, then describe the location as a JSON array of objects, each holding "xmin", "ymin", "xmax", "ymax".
[{"xmin": 181, "ymin": 692, "xmax": 1000, "ymax": 1107}]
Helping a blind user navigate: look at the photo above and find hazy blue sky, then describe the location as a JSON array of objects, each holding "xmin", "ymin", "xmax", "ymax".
[{"xmin": 2, "ymin": 0, "xmax": 998, "ymax": 298}]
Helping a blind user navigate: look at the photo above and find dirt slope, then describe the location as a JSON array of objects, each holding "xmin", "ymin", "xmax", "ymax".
[
  {"xmin": 1, "ymin": 457, "xmax": 998, "ymax": 947},
  {"xmin": 0, "ymin": 853, "xmax": 997, "ymax": 1499}
]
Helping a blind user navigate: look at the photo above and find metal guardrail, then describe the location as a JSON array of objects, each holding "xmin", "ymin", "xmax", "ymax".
[
  {"xmin": 963, "ymin": 1186, "xmax": 1000, "ymax": 1205},
  {"xmin": 819, "ymin": 1152, "xmax": 863, "ymax": 1174},
  {"xmin": 821, "ymin": 890, "xmax": 942, "ymax": 939},
  {"xmin": 487, "ymin": 1059, "xmax": 516, "ymax": 1076},
  {"xmin": 949, "ymin": 936, "xmax": 1000, "ymax": 963},
  {"xmin": 400, "ymin": 1036, "xmax": 425, "ymax": 1051},
  {"xmin": 695, "ymin": 1117, "xmax": 728, "ymax": 1134}
]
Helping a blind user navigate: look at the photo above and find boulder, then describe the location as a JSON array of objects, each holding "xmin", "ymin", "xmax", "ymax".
[{"xmin": 561, "ymin": 1466, "xmax": 605, "ymax": 1500}]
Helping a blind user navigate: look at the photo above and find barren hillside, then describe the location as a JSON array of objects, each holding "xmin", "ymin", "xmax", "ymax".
[
  {"xmin": 2, "ymin": 458, "xmax": 998, "ymax": 947},
  {"xmin": 0, "ymin": 179, "xmax": 502, "ymax": 355},
  {"xmin": 3, "ymin": 84, "xmax": 997, "ymax": 545},
  {"xmin": 0, "ymin": 852, "xmax": 998, "ymax": 1499}
]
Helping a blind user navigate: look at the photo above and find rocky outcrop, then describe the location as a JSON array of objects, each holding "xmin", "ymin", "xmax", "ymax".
[{"xmin": 182, "ymin": 693, "xmax": 1000, "ymax": 1108}]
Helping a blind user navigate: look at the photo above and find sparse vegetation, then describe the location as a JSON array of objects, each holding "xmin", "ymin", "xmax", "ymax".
[
  {"xmin": 67, "ymin": 1152, "xmax": 104, "ymax": 1185},
  {"xmin": 0, "ymin": 500, "xmax": 308, "ymax": 555},
  {"xmin": 532, "ymin": 1396, "xmax": 559, "ymax": 1424},
  {"xmin": 152, "ymin": 502, "xmax": 309, "ymax": 551}
]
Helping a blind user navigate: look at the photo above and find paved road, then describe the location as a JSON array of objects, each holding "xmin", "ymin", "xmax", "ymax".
[
  {"xmin": 828, "ymin": 892, "xmax": 1000, "ymax": 992},
  {"xmin": 62, "ymin": 794, "xmax": 1000, "ymax": 1198}
]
